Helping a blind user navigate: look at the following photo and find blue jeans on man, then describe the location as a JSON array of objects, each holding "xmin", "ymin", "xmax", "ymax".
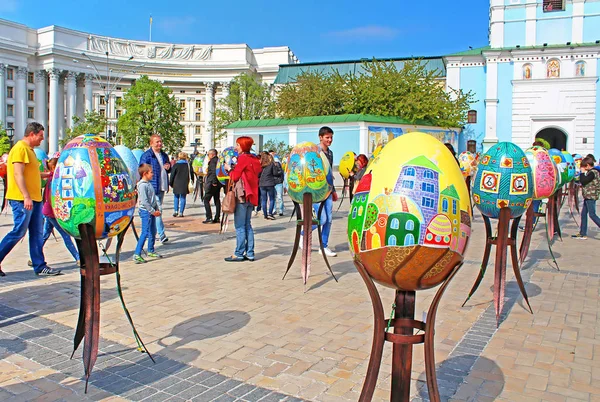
[
  {"xmin": 173, "ymin": 194, "xmax": 187, "ymax": 215},
  {"xmin": 234, "ymin": 202, "xmax": 255, "ymax": 259},
  {"xmin": 0, "ymin": 200, "xmax": 48, "ymax": 274},
  {"xmin": 135, "ymin": 209, "xmax": 157, "ymax": 256},
  {"xmin": 581, "ymin": 199, "xmax": 600, "ymax": 236},
  {"xmin": 274, "ymin": 183, "xmax": 284, "ymax": 214},
  {"xmin": 155, "ymin": 191, "xmax": 166, "ymax": 239},
  {"xmin": 42, "ymin": 217, "xmax": 80, "ymax": 262}
]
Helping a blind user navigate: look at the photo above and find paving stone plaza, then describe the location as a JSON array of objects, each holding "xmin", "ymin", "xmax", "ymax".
[{"xmin": 0, "ymin": 190, "xmax": 598, "ymax": 402}]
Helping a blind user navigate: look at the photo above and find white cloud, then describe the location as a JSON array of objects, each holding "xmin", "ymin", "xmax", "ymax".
[
  {"xmin": 325, "ymin": 25, "xmax": 400, "ymax": 41},
  {"xmin": 0, "ymin": 0, "xmax": 19, "ymax": 12},
  {"xmin": 155, "ymin": 16, "xmax": 197, "ymax": 32}
]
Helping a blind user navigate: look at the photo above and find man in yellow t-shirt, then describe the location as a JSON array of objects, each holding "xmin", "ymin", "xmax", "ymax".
[{"xmin": 0, "ymin": 122, "xmax": 61, "ymax": 277}]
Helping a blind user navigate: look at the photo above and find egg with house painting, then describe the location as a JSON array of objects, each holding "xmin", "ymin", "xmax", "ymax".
[
  {"xmin": 347, "ymin": 132, "xmax": 471, "ymax": 291},
  {"xmin": 573, "ymin": 154, "xmax": 583, "ymax": 178},
  {"xmin": 286, "ymin": 142, "xmax": 332, "ymax": 204},
  {"xmin": 458, "ymin": 151, "xmax": 477, "ymax": 178},
  {"xmin": 339, "ymin": 151, "xmax": 356, "ymax": 179},
  {"xmin": 472, "ymin": 142, "xmax": 533, "ymax": 219},
  {"xmin": 525, "ymin": 146, "xmax": 558, "ymax": 200},
  {"xmin": 51, "ymin": 134, "xmax": 136, "ymax": 239},
  {"xmin": 114, "ymin": 145, "xmax": 140, "ymax": 183},
  {"xmin": 132, "ymin": 149, "xmax": 144, "ymax": 163},
  {"xmin": 548, "ymin": 148, "xmax": 567, "ymax": 188},
  {"xmin": 34, "ymin": 148, "xmax": 49, "ymax": 187},
  {"xmin": 561, "ymin": 151, "xmax": 576, "ymax": 183}
]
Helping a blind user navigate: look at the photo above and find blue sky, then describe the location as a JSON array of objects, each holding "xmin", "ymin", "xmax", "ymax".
[{"xmin": 1, "ymin": 0, "xmax": 490, "ymax": 62}]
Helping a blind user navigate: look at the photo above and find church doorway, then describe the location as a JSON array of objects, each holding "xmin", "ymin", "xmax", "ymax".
[{"xmin": 535, "ymin": 127, "xmax": 568, "ymax": 151}]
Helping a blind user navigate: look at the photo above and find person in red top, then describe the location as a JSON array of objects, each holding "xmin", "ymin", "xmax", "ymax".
[{"xmin": 224, "ymin": 136, "xmax": 262, "ymax": 262}]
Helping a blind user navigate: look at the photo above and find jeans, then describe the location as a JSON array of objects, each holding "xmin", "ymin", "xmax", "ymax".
[
  {"xmin": 301, "ymin": 193, "xmax": 334, "ymax": 248},
  {"xmin": 173, "ymin": 194, "xmax": 187, "ymax": 215},
  {"xmin": 260, "ymin": 186, "xmax": 276, "ymax": 217},
  {"xmin": 155, "ymin": 191, "xmax": 165, "ymax": 237},
  {"xmin": 580, "ymin": 199, "xmax": 600, "ymax": 236},
  {"xmin": 135, "ymin": 209, "xmax": 157, "ymax": 255},
  {"xmin": 275, "ymin": 183, "xmax": 284, "ymax": 214},
  {"xmin": 0, "ymin": 200, "xmax": 47, "ymax": 273},
  {"xmin": 203, "ymin": 185, "xmax": 221, "ymax": 220},
  {"xmin": 234, "ymin": 202, "xmax": 255, "ymax": 259},
  {"xmin": 42, "ymin": 217, "xmax": 79, "ymax": 261}
]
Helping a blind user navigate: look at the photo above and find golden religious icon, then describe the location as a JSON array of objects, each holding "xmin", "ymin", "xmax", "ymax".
[
  {"xmin": 575, "ymin": 61, "xmax": 585, "ymax": 77},
  {"xmin": 523, "ymin": 64, "xmax": 532, "ymax": 80},
  {"xmin": 547, "ymin": 59, "xmax": 560, "ymax": 78}
]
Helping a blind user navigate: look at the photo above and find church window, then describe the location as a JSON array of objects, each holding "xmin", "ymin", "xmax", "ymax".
[
  {"xmin": 452, "ymin": 200, "xmax": 457, "ymax": 214},
  {"xmin": 543, "ymin": 0, "xmax": 564, "ymax": 12},
  {"xmin": 391, "ymin": 218, "xmax": 399, "ymax": 230},
  {"xmin": 362, "ymin": 195, "xmax": 367, "ymax": 202},
  {"xmin": 422, "ymin": 197, "xmax": 435, "ymax": 208},
  {"xmin": 421, "ymin": 182, "xmax": 435, "ymax": 193},
  {"xmin": 442, "ymin": 199, "xmax": 449, "ymax": 212},
  {"xmin": 424, "ymin": 170, "xmax": 435, "ymax": 179},
  {"xmin": 467, "ymin": 110, "xmax": 477, "ymax": 123},
  {"xmin": 404, "ymin": 234, "xmax": 415, "ymax": 246},
  {"xmin": 402, "ymin": 180, "xmax": 414, "ymax": 189},
  {"xmin": 404, "ymin": 167, "xmax": 416, "ymax": 177},
  {"xmin": 352, "ymin": 207, "xmax": 357, "ymax": 219},
  {"xmin": 405, "ymin": 220, "xmax": 414, "ymax": 231},
  {"xmin": 522, "ymin": 64, "xmax": 533, "ymax": 80},
  {"xmin": 388, "ymin": 235, "xmax": 397, "ymax": 246},
  {"xmin": 575, "ymin": 61, "xmax": 586, "ymax": 77},
  {"xmin": 547, "ymin": 59, "xmax": 560, "ymax": 78}
]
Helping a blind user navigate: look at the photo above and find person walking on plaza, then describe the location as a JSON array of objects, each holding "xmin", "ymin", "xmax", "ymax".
[
  {"xmin": 139, "ymin": 134, "xmax": 171, "ymax": 244},
  {"xmin": 270, "ymin": 150, "xmax": 285, "ymax": 216},
  {"xmin": 203, "ymin": 149, "xmax": 222, "ymax": 224},
  {"xmin": 133, "ymin": 164, "xmax": 163, "ymax": 263},
  {"xmin": 259, "ymin": 152, "xmax": 279, "ymax": 220},
  {"xmin": 572, "ymin": 156, "xmax": 600, "ymax": 240},
  {"xmin": 169, "ymin": 152, "xmax": 193, "ymax": 217},
  {"xmin": 301, "ymin": 126, "xmax": 338, "ymax": 257},
  {"xmin": 224, "ymin": 136, "xmax": 262, "ymax": 262},
  {"xmin": 0, "ymin": 122, "xmax": 61, "ymax": 277}
]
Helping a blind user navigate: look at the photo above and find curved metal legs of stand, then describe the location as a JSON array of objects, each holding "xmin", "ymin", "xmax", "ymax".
[
  {"xmin": 567, "ymin": 183, "xmax": 580, "ymax": 228},
  {"xmin": 354, "ymin": 259, "xmax": 462, "ymax": 402},
  {"xmin": 519, "ymin": 200, "xmax": 560, "ymax": 271},
  {"xmin": 73, "ymin": 222, "xmax": 154, "ymax": 392},
  {"xmin": 463, "ymin": 208, "xmax": 533, "ymax": 326}
]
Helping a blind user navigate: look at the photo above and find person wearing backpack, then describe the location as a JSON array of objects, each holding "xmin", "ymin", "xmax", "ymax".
[
  {"xmin": 258, "ymin": 152, "xmax": 277, "ymax": 220},
  {"xmin": 269, "ymin": 150, "xmax": 285, "ymax": 216},
  {"xmin": 572, "ymin": 156, "xmax": 600, "ymax": 240}
]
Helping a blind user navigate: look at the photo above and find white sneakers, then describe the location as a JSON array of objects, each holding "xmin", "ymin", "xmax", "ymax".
[{"xmin": 319, "ymin": 247, "xmax": 337, "ymax": 257}]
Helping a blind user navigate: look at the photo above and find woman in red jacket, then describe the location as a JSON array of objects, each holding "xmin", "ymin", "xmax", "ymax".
[{"xmin": 225, "ymin": 136, "xmax": 262, "ymax": 262}]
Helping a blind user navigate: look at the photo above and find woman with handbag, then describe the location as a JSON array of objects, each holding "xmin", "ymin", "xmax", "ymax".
[{"xmin": 224, "ymin": 136, "xmax": 262, "ymax": 262}]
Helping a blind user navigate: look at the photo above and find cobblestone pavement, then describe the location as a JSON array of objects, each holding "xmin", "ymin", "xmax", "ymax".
[{"xmin": 0, "ymin": 191, "xmax": 598, "ymax": 401}]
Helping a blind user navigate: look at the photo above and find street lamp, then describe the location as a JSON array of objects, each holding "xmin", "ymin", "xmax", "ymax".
[
  {"xmin": 5, "ymin": 128, "xmax": 14, "ymax": 148},
  {"xmin": 77, "ymin": 52, "xmax": 145, "ymax": 140},
  {"xmin": 190, "ymin": 139, "xmax": 200, "ymax": 154}
]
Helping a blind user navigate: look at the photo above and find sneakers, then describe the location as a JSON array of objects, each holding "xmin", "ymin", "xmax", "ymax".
[
  {"xmin": 571, "ymin": 234, "xmax": 588, "ymax": 240},
  {"xmin": 202, "ymin": 218, "xmax": 213, "ymax": 224},
  {"xmin": 160, "ymin": 235, "xmax": 169, "ymax": 244},
  {"xmin": 319, "ymin": 247, "xmax": 338, "ymax": 257},
  {"xmin": 27, "ymin": 260, "xmax": 33, "ymax": 267},
  {"xmin": 147, "ymin": 252, "xmax": 163, "ymax": 259},
  {"xmin": 37, "ymin": 267, "xmax": 62, "ymax": 276},
  {"xmin": 0, "ymin": 268, "xmax": 5, "ymax": 277},
  {"xmin": 173, "ymin": 212, "xmax": 179, "ymax": 217},
  {"xmin": 132, "ymin": 255, "xmax": 146, "ymax": 264}
]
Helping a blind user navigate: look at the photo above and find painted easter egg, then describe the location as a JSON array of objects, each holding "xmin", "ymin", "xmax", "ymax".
[
  {"xmin": 202, "ymin": 154, "xmax": 209, "ymax": 175},
  {"xmin": 192, "ymin": 154, "xmax": 205, "ymax": 176},
  {"xmin": 458, "ymin": 151, "xmax": 477, "ymax": 178},
  {"xmin": 286, "ymin": 142, "xmax": 332, "ymax": 204},
  {"xmin": 548, "ymin": 149, "xmax": 566, "ymax": 188},
  {"xmin": 217, "ymin": 147, "xmax": 238, "ymax": 185},
  {"xmin": 348, "ymin": 132, "xmax": 471, "ymax": 291},
  {"xmin": 0, "ymin": 154, "xmax": 7, "ymax": 177},
  {"xmin": 561, "ymin": 151, "xmax": 576, "ymax": 183},
  {"xmin": 472, "ymin": 142, "xmax": 533, "ymax": 219},
  {"xmin": 51, "ymin": 134, "xmax": 136, "ymax": 239},
  {"xmin": 34, "ymin": 148, "xmax": 49, "ymax": 187},
  {"xmin": 525, "ymin": 146, "xmax": 558, "ymax": 200},
  {"xmin": 339, "ymin": 151, "xmax": 356, "ymax": 179},
  {"xmin": 114, "ymin": 145, "xmax": 140, "ymax": 183},
  {"xmin": 132, "ymin": 149, "xmax": 144, "ymax": 163},
  {"xmin": 573, "ymin": 154, "xmax": 583, "ymax": 178}
]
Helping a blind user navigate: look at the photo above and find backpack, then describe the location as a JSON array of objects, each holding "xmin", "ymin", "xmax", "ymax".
[{"xmin": 273, "ymin": 162, "xmax": 284, "ymax": 178}]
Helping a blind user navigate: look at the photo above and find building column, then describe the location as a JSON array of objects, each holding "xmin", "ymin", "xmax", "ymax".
[
  {"xmin": 483, "ymin": 53, "xmax": 500, "ymax": 151},
  {"xmin": 525, "ymin": 3, "xmax": 537, "ymax": 47},
  {"xmin": 489, "ymin": 0, "xmax": 504, "ymax": 48},
  {"xmin": 34, "ymin": 70, "xmax": 48, "ymax": 152},
  {"xmin": 203, "ymin": 82, "xmax": 214, "ymax": 149},
  {"xmin": 15, "ymin": 67, "xmax": 28, "ymax": 141},
  {"xmin": 221, "ymin": 81, "xmax": 230, "ymax": 98},
  {"xmin": 187, "ymin": 97, "xmax": 194, "ymax": 129},
  {"xmin": 48, "ymin": 68, "xmax": 61, "ymax": 154},
  {"xmin": 76, "ymin": 74, "xmax": 85, "ymax": 119},
  {"xmin": 58, "ymin": 74, "xmax": 65, "ymax": 143},
  {"xmin": 85, "ymin": 74, "xmax": 93, "ymax": 112},
  {"xmin": 66, "ymin": 71, "xmax": 77, "ymax": 129},
  {"xmin": 572, "ymin": 0, "xmax": 585, "ymax": 44},
  {"xmin": 0, "ymin": 64, "xmax": 6, "ymax": 128}
]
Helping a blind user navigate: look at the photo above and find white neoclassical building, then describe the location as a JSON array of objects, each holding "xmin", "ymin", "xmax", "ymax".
[{"xmin": 0, "ymin": 18, "xmax": 297, "ymax": 154}]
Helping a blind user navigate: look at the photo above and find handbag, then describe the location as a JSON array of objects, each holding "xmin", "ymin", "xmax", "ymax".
[
  {"xmin": 222, "ymin": 180, "xmax": 236, "ymax": 214},
  {"xmin": 234, "ymin": 175, "xmax": 246, "ymax": 204}
]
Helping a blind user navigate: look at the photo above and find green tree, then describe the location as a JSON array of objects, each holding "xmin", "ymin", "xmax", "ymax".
[
  {"xmin": 276, "ymin": 71, "xmax": 345, "ymax": 118},
  {"xmin": 263, "ymin": 139, "xmax": 292, "ymax": 158},
  {"xmin": 117, "ymin": 75, "xmax": 184, "ymax": 154},
  {"xmin": 61, "ymin": 111, "xmax": 108, "ymax": 147},
  {"xmin": 213, "ymin": 73, "xmax": 275, "ymax": 142},
  {"xmin": 0, "ymin": 123, "xmax": 10, "ymax": 155}
]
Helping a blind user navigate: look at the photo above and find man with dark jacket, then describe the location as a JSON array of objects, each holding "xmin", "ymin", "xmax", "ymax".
[
  {"xmin": 139, "ymin": 134, "xmax": 171, "ymax": 243},
  {"xmin": 203, "ymin": 149, "xmax": 221, "ymax": 223}
]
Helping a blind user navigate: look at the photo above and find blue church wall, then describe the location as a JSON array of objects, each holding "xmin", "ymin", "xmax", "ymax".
[
  {"xmin": 297, "ymin": 125, "xmax": 360, "ymax": 166},
  {"xmin": 460, "ymin": 66, "xmax": 486, "ymax": 153},
  {"xmin": 504, "ymin": 6, "xmax": 526, "ymax": 21},
  {"xmin": 504, "ymin": 21, "xmax": 527, "ymax": 47},
  {"xmin": 583, "ymin": 15, "xmax": 600, "ymax": 43},
  {"xmin": 497, "ymin": 63, "xmax": 514, "ymax": 143},
  {"xmin": 234, "ymin": 128, "xmax": 290, "ymax": 151},
  {"xmin": 536, "ymin": 17, "xmax": 573, "ymax": 46}
]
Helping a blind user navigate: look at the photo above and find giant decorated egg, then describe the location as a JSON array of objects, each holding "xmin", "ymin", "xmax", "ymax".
[
  {"xmin": 51, "ymin": 134, "xmax": 136, "ymax": 239},
  {"xmin": 132, "ymin": 149, "xmax": 144, "ymax": 163},
  {"xmin": 0, "ymin": 154, "xmax": 7, "ymax": 177},
  {"xmin": 217, "ymin": 147, "xmax": 238, "ymax": 185},
  {"xmin": 573, "ymin": 154, "xmax": 583, "ymax": 178},
  {"xmin": 339, "ymin": 151, "xmax": 356, "ymax": 179},
  {"xmin": 561, "ymin": 151, "xmax": 576, "ymax": 183},
  {"xmin": 348, "ymin": 132, "xmax": 471, "ymax": 291},
  {"xmin": 114, "ymin": 145, "xmax": 140, "ymax": 183},
  {"xmin": 548, "ymin": 149, "xmax": 566, "ymax": 188},
  {"xmin": 192, "ymin": 154, "xmax": 206, "ymax": 176},
  {"xmin": 458, "ymin": 151, "xmax": 477, "ymax": 178},
  {"xmin": 34, "ymin": 148, "xmax": 49, "ymax": 187},
  {"xmin": 525, "ymin": 146, "xmax": 558, "ymax": 199},
  {"xmin": 286, "ymin": 142, "xmax": 332, "ymax": 204},
  {"xmin": 473, "ymin": 142, "xmax": 533, "ymax": 219}
]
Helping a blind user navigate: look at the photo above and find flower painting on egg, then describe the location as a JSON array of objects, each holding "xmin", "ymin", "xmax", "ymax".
[{"xmin": 286, "ymin": 142, "xmax": 332, "ymax": 204}]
